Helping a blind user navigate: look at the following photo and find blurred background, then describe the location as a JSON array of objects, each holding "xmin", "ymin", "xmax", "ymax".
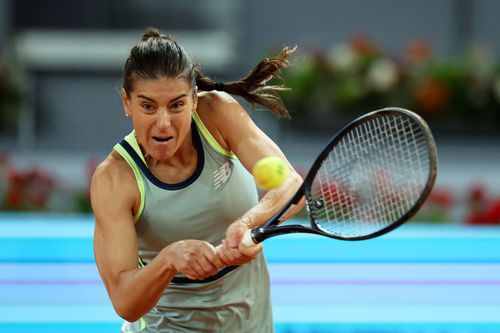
[{"xmin": 0, "ymin": 0, "xmax": 499, "ymax": 332}]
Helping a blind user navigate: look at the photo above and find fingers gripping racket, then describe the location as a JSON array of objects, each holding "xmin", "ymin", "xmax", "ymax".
[{"xmin": 242, "ymin": 107, "xmax": 437, "ymax": 247}]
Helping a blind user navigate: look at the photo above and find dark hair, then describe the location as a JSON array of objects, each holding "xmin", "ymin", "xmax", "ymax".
[{"xmin": 123, "ymin": 27, "xmax": 295, "ymax": 118}]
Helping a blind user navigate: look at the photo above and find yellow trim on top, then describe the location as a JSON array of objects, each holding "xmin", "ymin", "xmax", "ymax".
[
  {"xmin": 192, "ymin": 111, "xmax": 236, "ymax": 159},
  {"xmin": 124, "ymin": 131, "xmax": 147, "ymax": 164},
  {"xmin": 113, "ymin": 143, "xmax": 145, "ymax": 223},
  {"xmin": 138, "ymin": 256, "xmax": 146, "ymax": 268},
  {"xmin": 123, "ymin": 317, "xmax": 147, "ymax": 332}
]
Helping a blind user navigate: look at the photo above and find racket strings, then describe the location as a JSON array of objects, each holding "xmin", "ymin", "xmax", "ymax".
[{"xmin": 309, "ymin": 113, "xmax": 431, "ymax": 238}]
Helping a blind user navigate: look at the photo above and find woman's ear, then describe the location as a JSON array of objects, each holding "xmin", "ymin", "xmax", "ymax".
[
  {"xmin": 122, "ymin": 88, "xmax": 132, "ymax": 118},
  {"xmin": 192, "ymin": 85, "xmax": 198, "ymax": 111}
]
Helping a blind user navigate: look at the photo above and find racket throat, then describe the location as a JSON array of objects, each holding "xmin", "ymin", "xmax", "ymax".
[
  {"xmin": 304, "ymin": 197, "xmax": 321, "ymax": 223},
  {"xmin": 251, "ymin": 227, "xmax": 268, "ymax": 243},
  {"xmin": 252, "ymin": 224, "xmax": 315, "ymax": 243}
]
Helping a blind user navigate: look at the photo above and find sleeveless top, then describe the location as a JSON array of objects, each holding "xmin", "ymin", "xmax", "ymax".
[{"xmin": 113, "ymin": 112, "xmax": 274, "ymax": 333}]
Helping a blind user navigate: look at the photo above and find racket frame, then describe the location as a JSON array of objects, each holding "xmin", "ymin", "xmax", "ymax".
[{"xmin": 250, "ymin": 107, "xmax": 437, "ymax": 244}]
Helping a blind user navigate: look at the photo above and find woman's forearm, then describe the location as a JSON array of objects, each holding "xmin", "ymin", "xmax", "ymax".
[
  {"xmin": 243, "ymin": 170, "xmax": 303, "ymax": 228},
  {"xmin": 108, "ymin": 249, "xmax": 176, "ymax": 322}
]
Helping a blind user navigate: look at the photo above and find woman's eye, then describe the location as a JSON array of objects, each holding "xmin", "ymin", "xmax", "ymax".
[
  {"xmin": 142, "ymin": 103, "xmax": 154, "ymax": 111},
  {"xmin": 171, "ymin": 102, "xmax": 184, "ymax": 112}
]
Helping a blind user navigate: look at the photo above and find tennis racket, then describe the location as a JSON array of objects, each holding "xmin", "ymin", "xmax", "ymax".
[{"xmin": 242, "ymin": 107, "xmax": 437, "ymax": 246}]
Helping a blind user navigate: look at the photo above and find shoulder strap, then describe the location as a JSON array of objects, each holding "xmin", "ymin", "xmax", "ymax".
[
  {"xmin": 113, "ymin": 132, "xmax": 146, "ymax": 222},
  {"xmin": 192, "ymin": 111, "xmax": 237, "ymax": 159}
]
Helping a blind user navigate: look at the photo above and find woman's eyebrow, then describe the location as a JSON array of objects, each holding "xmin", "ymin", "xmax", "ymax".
[
  {"xmin": 170, "ymin": 94, "xmax": 187, "ymax": 102},
  {"xmin": 137, "ymin": 94, "xmax": 155, "ymax": 102},
  {"xmin": 137, "ymin": 93, "xmax": 187, "ymax": 103}
]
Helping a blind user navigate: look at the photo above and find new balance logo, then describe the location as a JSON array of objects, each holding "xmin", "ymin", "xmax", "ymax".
[{"xmin": 213, "ymin": 162, "xmax": 232, "ymax": 189}]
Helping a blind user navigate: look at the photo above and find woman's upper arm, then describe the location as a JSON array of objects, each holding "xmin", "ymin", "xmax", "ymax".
[
  {"xmin": 91, "ymin": 158, "xmax": 139, "ymax": 293},
  {"xmin": 212, "ymin": 95, "xmax": 304, "ymax": 224},
  {"xmin": 214, "ymin": 96, "xmax": 292, "ymax": 172},
  {"xmin": 197, "ymin": 93, "xmax": 304, "ymax": 227}
]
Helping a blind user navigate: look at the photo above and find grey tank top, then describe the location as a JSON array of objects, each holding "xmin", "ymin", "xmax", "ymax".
[{"xmin": 113, "ymin": 112, "xmax": 273, "ymax": 333}]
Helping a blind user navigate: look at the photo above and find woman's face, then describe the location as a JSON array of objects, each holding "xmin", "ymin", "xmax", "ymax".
[{"xmin": 122, "ymin": 76, "xmax": 197, "ymax": 162}]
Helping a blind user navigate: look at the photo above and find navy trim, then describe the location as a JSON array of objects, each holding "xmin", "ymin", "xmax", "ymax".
[
  {"xmin": 171, "ymin": 265, "xmax": 239, "ymax": 284},
  {"xmin": 119, "ymin": 121, "xmax": 205, "ymax": 190},
  {"xmin": 138, "ymin": 257, "xmax": 239, "ymax": 284}
]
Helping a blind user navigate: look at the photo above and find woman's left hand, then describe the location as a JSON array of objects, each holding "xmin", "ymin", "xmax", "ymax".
[{"xmin": 217, "ymin": 219, "xmax": 262, "ymax": 266}]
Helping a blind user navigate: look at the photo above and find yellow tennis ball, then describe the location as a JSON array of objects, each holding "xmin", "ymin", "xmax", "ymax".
[{"xmin": 252, "ymin": 156, "xmax": 289, "ymax": 190}]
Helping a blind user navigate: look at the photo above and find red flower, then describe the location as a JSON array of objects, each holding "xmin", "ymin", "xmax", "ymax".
[
  {"xmin": 2, "ymin": 167, "xmax": 55, "ymax": 211},
  {"xmin": 5, "ymin": 188, "xmax": 22, "ymax": 208},
  {"xmin": 484, "ymin": 199, "xmax": 500, "ymax": 224},
  {"xmin": 349, "ymin": 35, "xmax": 379, "ymax": 57},
  {"xmin": 468, "ymin": 183, "xmax": 487, "ymax": 203},
  {"xmin": 405, "ymin": 40, "xmax": 432, "ymax": 64},
  {"xmin": 465, "ymin": 197, "xmax": 500, "ymax": 225},
  {"xmin": 414, "ymin": 78, "xmax": 449, "ymax": 114},
  {"xmin": 427, "ymin": 187, "xmax": 455, "ymax": 210}
]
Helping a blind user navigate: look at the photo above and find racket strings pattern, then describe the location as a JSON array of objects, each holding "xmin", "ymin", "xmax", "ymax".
[{"xmin": 308, "ymin": 113, "xmax": 432, "ymax": 238}]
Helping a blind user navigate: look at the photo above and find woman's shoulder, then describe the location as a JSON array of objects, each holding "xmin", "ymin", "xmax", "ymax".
[
  {"xmin": 91, "ymin": 151, "xmax": 137, "ymax": 194},
  {"xmin": 90, "ymin": 151, "xmax": 140, "ymax": 227},
  {"xmin": 197, "ymin": 91, "xmax": 244, "ymax": 119},
  {"xmin": 196, "ymin": 91, "xmax": 247, "ymax": 151}
]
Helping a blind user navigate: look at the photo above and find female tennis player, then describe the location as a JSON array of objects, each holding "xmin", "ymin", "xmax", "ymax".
[{"xmin": 91, "ymin": 27, "xmax": 302, "ymax": 332}]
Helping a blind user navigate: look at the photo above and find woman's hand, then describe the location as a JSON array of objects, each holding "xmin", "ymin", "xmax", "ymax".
[
  {"xmin": 163, "ymin": 240, "xmax": 224, "ymax": 280},
  {"xmin": 217, "ymin": 219, "xmax": 262, "ymax": 266}
]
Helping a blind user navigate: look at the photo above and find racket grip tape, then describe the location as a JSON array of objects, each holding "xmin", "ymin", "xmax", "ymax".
[{"xmin": 241, "ymin": 229, "xmax": 257, "ymax": 247}]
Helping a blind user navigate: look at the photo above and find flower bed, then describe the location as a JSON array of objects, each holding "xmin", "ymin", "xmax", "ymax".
[{"xmin": 280, "ymin": 35, "xmax": 500, "ymax": 135}]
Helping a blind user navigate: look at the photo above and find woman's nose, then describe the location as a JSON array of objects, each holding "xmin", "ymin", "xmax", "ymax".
[{"xmin": 156, "ymin": 109, "xmax": 171, "ymax": 129}]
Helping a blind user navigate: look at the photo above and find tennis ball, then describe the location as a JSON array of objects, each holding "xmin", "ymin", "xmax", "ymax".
[{"xmin": 252, "ymin": 156, "xmax": 289, "ymax": 190}]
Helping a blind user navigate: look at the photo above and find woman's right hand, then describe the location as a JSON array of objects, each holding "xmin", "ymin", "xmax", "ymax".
[
  {"xmin": 216, "ymin": 219, "xmax": 262, "ymax": 267},
  {"xmin": 163, "ymin": 240, "xmax": 224, "ymax": 280}
]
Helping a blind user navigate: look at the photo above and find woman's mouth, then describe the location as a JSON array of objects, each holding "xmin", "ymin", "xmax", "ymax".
[{"xmin": 153, "ymin": 136, "xmax": 174, "ymax": 143}]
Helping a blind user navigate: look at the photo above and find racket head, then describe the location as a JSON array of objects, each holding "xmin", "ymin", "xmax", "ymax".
[{"xmin": 303, "ymin": 107, "xmax": 437, "ymax": 240}]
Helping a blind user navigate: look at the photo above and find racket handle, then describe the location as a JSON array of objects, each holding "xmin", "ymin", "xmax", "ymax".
[
  {"xmin": 241, "ymin": 229, "xmax": 256, "ymax": 247},
  {"xmin": 213, "ymin": 230, "xmax": 257, "ymax": 255}
]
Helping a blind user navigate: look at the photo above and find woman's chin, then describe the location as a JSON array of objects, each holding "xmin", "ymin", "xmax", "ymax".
[{"xmin": 144, "ymin": 147, "xmax": 172, "ymax": 163}]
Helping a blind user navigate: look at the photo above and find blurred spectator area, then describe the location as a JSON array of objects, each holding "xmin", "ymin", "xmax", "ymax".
[
  {"xmin": 10, "ymin": 30, "xmax": 236, "ymax": 150},
  {"xmin": 0, "ymin": 0, "xmax": 499, "ymax": 215},
  {"xmin": 2, "ymin": 0, "xmax": 500, "ymax": 152},
  {"xmin": 2, "ymin": 0, "xmax": 240, "ymax": 151}
]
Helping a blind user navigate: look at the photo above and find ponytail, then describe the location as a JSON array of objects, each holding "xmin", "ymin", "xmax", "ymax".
[{"xmin": 194, "ymin": 47, "xmax": 297, "ymax": 118}]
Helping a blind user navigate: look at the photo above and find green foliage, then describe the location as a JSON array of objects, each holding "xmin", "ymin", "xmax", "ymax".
[{"xmin": 278, "ymin": 36, "xmax": 500, "ymax": 134}]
